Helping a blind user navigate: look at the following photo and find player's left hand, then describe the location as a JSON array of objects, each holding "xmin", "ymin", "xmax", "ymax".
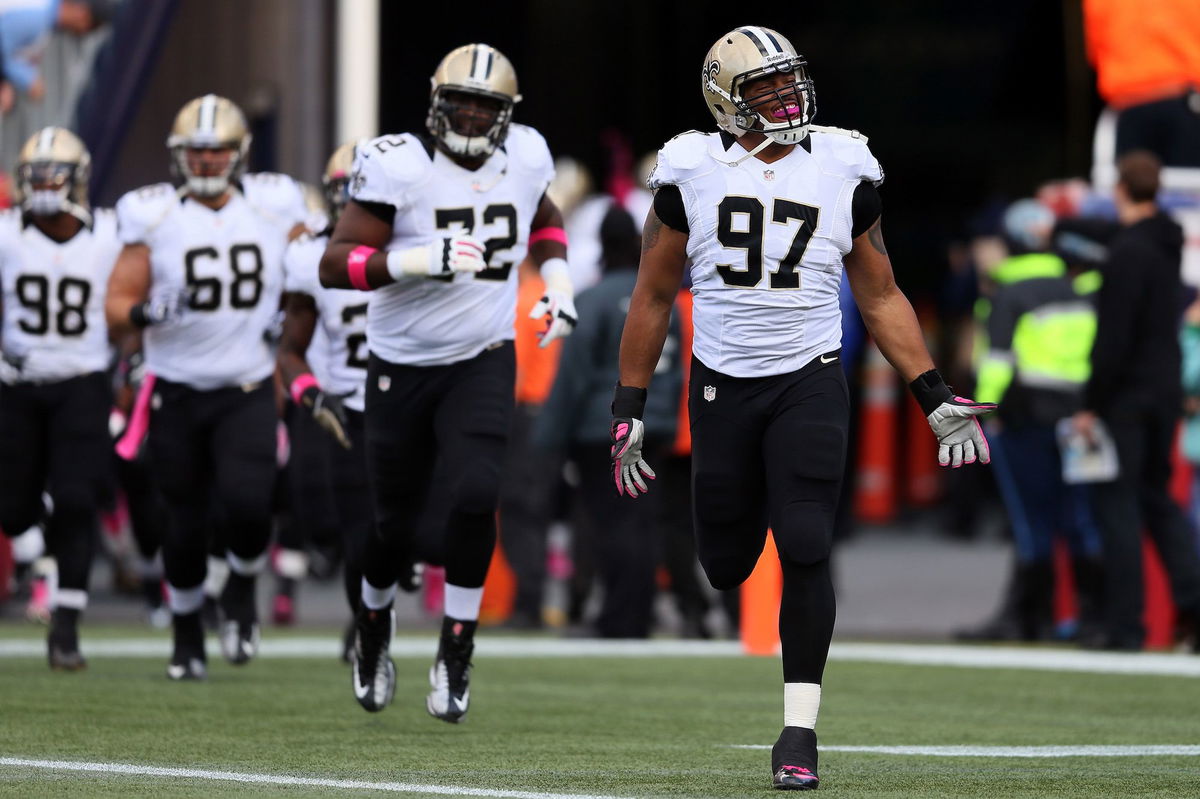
[
  {"xmin": 927, "ymin": 396, "xmax": 996, "ymax": 467},
  {"xmin": 529, "ymin": 288, "xmax": 577, "ymax": 348}
]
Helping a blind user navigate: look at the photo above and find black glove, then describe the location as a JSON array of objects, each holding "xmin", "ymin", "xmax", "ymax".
[{"xmin": 300, "ymin": 386, "xmax": 352, "ymax": 449}]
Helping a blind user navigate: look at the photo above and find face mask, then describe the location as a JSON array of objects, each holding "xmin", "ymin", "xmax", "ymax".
[{"xmin": 28, "ymin": 189, "xmax": 66, "ymax": 216}]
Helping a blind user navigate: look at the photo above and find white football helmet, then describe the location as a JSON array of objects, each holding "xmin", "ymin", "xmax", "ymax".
[
  {"xmin": 15, "ymin": 127, "xmax": 92, "ymax": 225},
  {"xmin": 702, "ymin": 26, "xmax": 817, "ymax": 145},
  {"xmin": 426, "ymin": 44, "xmax": 522, "ymax": 159},
  {"xmin": 167, "ymin": 94, "xmax": 251, "ymax": 197}
]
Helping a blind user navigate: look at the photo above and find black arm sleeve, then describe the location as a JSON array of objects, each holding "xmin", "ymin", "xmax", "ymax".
[
  {"xmin": 652, "ymin": 185, "xmax": 689, "ymax": 234},
  {"xmin": 353, "ymin": 199, "xmax": 396, "ymax": 227},
  {"xmin": 851, "ymin": 180, "xmax": 882, "ymax": 239}
]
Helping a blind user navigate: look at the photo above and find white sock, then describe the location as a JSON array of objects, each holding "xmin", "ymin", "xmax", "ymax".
[
  {"xmin": 167, "ymin": 583, "xmax": 205, "ymax": 615},
  {"xmin": 361, "ymin": 577, "xmax": 396, "ymax": 610},
  {"xmin": 53, "ymin": 588, "xmax": 88, "ymax": 611},
  {"xmin": 443, "ymin": 584, "xmax": 484, "ymax": 621},
  {"xmin": 227, "ymin": 550, "xmax": 268, "ymax": 576},
  {"xmin": 784, "ymin": 682, "xmax": 822, "ymax": 729},
  {"xmin": 204, "ymin": 556, "xmax": 228, "ymax": 597}
]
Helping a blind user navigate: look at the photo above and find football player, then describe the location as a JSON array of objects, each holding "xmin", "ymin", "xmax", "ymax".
[
  {"xmin": 105, "ymin": 94, "xmax": 306, "ymax": 681},
  {"xmin": 277, "ymin": 140, "xmax": 369, "ymax": 654},
  {"xmin": 0, "ymin": 127, "xmax": 121, "ymax": 670},
  {"xmin": 320, "ymin": 43, "xmax": 576, "ymax": 720},
  {"xmin": 611, "ymin": 27, "xmax": 995, "ymax": 790}
]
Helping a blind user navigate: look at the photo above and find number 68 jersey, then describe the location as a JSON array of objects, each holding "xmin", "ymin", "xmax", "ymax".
[
  {"xmin": 116, "ymin": 176, "xmax": 303, "ymax": 390},
  {"xmin": 0, "ymin": 209, "xmax": 121, "ymax": 383},
  {"xmin": 350, "ymin": 125, "xmax": 555, "ymax": 367},
  {"xmin": 649, "ymin": 126, "xmax": 884, "ymax": 378}
]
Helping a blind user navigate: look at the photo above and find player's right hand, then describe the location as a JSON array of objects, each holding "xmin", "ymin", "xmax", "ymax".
[
  {"xmin": 143, "ymin": 286, "xmax": 191, "ymax": 325},
  {"xmin": 301, "ymin": 387, "xmax": 352, "ymax": 449}
]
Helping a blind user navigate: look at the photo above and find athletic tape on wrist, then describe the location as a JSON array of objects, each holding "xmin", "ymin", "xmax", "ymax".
[
  {"xmin": 347, "ymin": 245, "xmax": 377, "ymax": 291},
  {"xmin": 529, "ymin": 226, "xmax": 568, "ymax": 247},
  {"xmin": 289, "ymin": 372, "xmax": 320, "ymax": 405}
]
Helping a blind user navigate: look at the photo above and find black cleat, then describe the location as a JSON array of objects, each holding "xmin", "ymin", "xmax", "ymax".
[
  {"xmin": 772, "ymin": 726, "xmax": 820, "ymax": 790},
  {"xmin": 351, "ymin": 604, "xmax": 395, "ymax": 712},
  {"xmin": 167, "ymin": 610, "xmax": 207, "ymax": 681},
  {"xmin": 47, "ymin": 609, "xmax": 86, "ymax": 671},
  {"xmin": 218, "ymin": 573, "xmax": 260, "ymax": 665},
  {"xmin": 426, "ymin": 617, "xmax": 475, "ymax": 723}
]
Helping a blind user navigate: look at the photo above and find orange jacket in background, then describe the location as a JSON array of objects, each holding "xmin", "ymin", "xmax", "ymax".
[
  {"xmin": 514, "ymin": 269, "xmax": 562, "ymax": 405},
  {"xmin": 1084, "ymin": 0, "xmax": 1200, "ymax": 108}
]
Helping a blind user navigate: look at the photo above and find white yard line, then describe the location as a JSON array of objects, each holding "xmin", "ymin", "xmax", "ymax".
[
  {"xmin": 727, "ymin": 744, "xmax": 1200, "ymax": 758},
  {"xmin": 0, "ymin": 637, "xmax": 1196, "ymax": 676},
  {"xmin": 0, "ymin": 757, "xmax": 629, "ymax": 799}
]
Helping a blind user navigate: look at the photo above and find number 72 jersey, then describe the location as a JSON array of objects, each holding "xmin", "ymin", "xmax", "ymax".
[
  {"xmin": 0, "ymin": 209, "xmax": 121, "ymax": 383},
  {"xmin": 116, "ymin": 182, "xmax": 296, "ymax": 390},
  {"xmin": 649, "ymin": 126, "xmax": 883, "ymax": 378}
]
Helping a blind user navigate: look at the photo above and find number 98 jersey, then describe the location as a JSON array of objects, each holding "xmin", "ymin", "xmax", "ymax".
[
  {"xmin": 116, "ymin": 179, "xmax": 300, "ymax": 390},
  {"xmin": 649, "ymin": 126, "xmax": 883, "ymax": 378},
  {"xmin": 0, "ymin": 209, "xmax": 121, "ymax": 383},
  {"xmin": 350, "ymin": 125, "xmax": 555, "ymax": 367}
]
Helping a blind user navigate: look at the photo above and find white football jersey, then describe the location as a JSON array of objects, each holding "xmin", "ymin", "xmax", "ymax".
[
  {"xmin": 0, "ymin": 209, "xmax": 121, "ymax": 383},
  {"xmin": 284, "ymin": 233, "xmax": 368, "ymax": 412},
  {"xmin": 350, "ymin": 125, "xmax": 555, "ymax": 366},
  {"xmin": 116, "ymin": 178, "xmax": 300, "ymax": 390},
  {"xmin": 650, "ymin": 127, "xmax": 884, "ymax": 378}
]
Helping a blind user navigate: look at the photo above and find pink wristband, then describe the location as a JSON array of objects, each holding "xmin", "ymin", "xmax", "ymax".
[
  {"xmin": 289, "ymin": 372, "xmax": 320, "ymax": 405},
  {"xmin": 528, "ymin": 226, "xmax": 568, "ymax": 247},
  {"xmin": 347, "ymin": 245, "xmax": 377, "ymax": 291}
]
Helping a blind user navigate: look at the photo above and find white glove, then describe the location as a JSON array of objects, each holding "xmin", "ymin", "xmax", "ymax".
[
  {"xmin": 610, "ymin": 417, "xmax": 655, "ymax": 497},
  {"xmin": 387, "ymin": 234, "xmax": 486, "ymax": 278},
  {"xmin": 529, "ymin": 257, "xmax": 577, "ymax": 348},
  {"xmin": 141, "ymin": 286, "xmax": 190, "ymax": 325},
  {"xmin": 910, "ymin": 369, "xmax": 996, "ymax": 468}
]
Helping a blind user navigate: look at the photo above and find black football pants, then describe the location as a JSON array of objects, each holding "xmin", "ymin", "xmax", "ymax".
[
  {"xmin": 148, "ymin": 379, "xmax": 277, "ymax": 591},
  {"xmin": 0, "ymin": 372, "xmax": 111, "ymax": 598},
  {"xmin": 689, "ymin": 354, "xmax": 848, "ymax": 684},
  {"xmin": 363, "ymin": 344, "xmax": 514, "ymax": 592}
]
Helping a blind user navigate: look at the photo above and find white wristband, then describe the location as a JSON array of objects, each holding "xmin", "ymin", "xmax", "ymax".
[
  {"xmin": 540, "ymin": 256, "xmax": 572, "ymax": 294},
  {"xmin": 386, "ymin": 244, "xmax": 434, "ymax": 280}
]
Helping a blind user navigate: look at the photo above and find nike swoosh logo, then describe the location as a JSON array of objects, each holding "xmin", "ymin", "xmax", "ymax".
[
  {"xmin": 820, "ymin": 354, "xmax": 838, "ymax": 364},
  {"xmin": 453, "ymin": 693, "xmax": 469, "ymax": 712}
]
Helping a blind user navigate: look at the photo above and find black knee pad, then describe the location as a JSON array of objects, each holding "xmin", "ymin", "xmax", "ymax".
[
  {"xmin": 451, "ymin": 462, "xmax": 502, "ymax": 515},
  {"xmin": 699, "ymin": 552, "xmax": 760, "ymax": 591},
  {"xmin": 773, "ymin": 500, "xmax": 835, "ymax": 565}
]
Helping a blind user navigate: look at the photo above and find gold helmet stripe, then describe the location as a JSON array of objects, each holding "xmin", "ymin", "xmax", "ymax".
[
  {"xmin": 36, "ymin": 126, "xmax": 57, "ymax": 157},
  {"xmin": 736, "ymin": 26, "xmax": 782, "ymax": 58},
  {"xmin": 469, "ymin": 45, "xmax": 494, "ymax": 82},
  {"xmin": 198, "ymin": 94, "xmax": 217, "ymax": 136}
]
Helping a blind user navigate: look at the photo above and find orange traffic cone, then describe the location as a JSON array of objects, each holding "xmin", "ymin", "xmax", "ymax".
[
  {"xmin": 740, "ymin": 531, "xmax": 782, "ymax": 655},
  {"xmin": 854, "ymin": 341, "xmax": 898, "ymax": 523},
  {"xmin": 479, "ymin": 525, "xmax": 517, "ymax": 626}
]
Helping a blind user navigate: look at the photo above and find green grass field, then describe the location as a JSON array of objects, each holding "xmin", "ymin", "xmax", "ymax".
[{"xmin": 1, "ymin": 627, "xmax": 1198, "ymax": 797}]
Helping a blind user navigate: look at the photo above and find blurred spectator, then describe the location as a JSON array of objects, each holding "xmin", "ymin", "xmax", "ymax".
[
  {"xmin": 0, "ymin": 0, "xmax": 113, "ymax": 114},
  {"xmin": 536, "ymin": 205, "xmax": 682, "ymax": 638},
  {"xmin": 499, "ymin": 259, "xmax": 564, "ymax": 629},
  {"xmin": 1072, "ymin": 151, "xmax": 1200, "ymax": 650},
  {"xmin": 1180, "ymin": 295, "xmax": 1200, "ymax": 556},
  {"xmin": 958, "ymin": 202, "xmax": 1105, "ymax": 642},
  {"xmin": 1083, "ymin": 0, "xmax": 1200, "ymax": 166}
]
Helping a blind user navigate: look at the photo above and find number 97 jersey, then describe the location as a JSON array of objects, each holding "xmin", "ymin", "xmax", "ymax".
[
  {"xmin": 116, "ymin": 181, "xmax": 296, "ymax": 390},
  {"xmin": 649, "ymin": 126, "xmax": 883, "ymax": 378}
]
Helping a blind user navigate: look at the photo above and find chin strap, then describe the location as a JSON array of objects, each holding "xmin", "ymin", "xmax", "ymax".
[{"xmin": 716, "ymin": 135, "xmax": 775, "ymax": 167}]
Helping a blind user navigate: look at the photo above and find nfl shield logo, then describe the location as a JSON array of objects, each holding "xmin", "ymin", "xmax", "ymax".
[
  {"xmin": 703, "ymin": 385, "xmax": 716, "ymax": 402},
  {"xmin": 378, "ymin": 375, "xmax": 391, "ymax": 392},
  {"xmin": 763, "ymin": 169, "xmax": 775, "ymax": 181}
]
